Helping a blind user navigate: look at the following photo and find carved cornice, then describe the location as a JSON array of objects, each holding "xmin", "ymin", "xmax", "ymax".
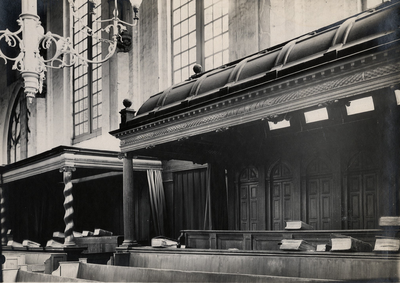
[
  {"xmin": 2, "ymin": 152, "xmax": 123, "ymax": 184},
  {"xmin": 116, "ymin": 48, "xmax": 400, "ymax": 153}
]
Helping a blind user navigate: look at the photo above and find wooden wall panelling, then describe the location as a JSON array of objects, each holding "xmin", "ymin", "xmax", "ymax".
[
  {"xmin": 227, "ymin": 167, "xmax": 238, "ymax": 230},
  {"xmin": 186, "ymin": 233, "xmax": 210, "ymax": 249},
  {"xmin": 172, "ymin": 169, "xmax": 207, "ymax": 238},
  {"xmin": 237, "ymin": 165, "xmax": 265, "ymax": 231},
  {"xmin": 346, "ymin": 151, "xmax": 379, "ymax": 229},
  {"xmin": 252, "ymin": 233, "xmax": 282, "ymax": 251},
  {"xmin": 216, "ymin": 233, "xmax": 244, "ymax": 250},
  {"xmin": 257, "ymin": 165, "xmax": 266, "ymax": 230},
  {"xmin": 173, "ymin": 172, "xmax": 184, "ymax": 238}
]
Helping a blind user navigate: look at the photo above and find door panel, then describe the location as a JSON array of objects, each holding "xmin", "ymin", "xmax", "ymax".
[
  {"xmin": 306, "ymin": 177, "xmax": 333, "ymax": 230},
  {"xmin": 240, "ymin": 185, "xmax": 248, "ymax": 230},
  {"xmin": 271, "ymin": 180, "xmax": 293, "ymax": 230},
  {"xmin": 240, "ymin": 183, "xmax": 259, "ymax": 230},
  {"xmin": 348, "ymin": 172, "xmax": 378, "ymax": 229},
  {"xmin": 270, "ymin": 163, "xmax": 294, "ymax": 230},
  {"xmin": 364, "ymin": 173, "xmax": 377, "ymax": 229}
]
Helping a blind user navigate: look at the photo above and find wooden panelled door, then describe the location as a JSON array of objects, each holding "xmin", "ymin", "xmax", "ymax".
[
  {"xmin": 347, "ymin": 152, "xmax": 378, "ymax": 229},
  {"xmin": 270, "ymin": 163, "xmax": 293, "ymax": 230},
  {"xmin": 239, "ymin": 166, "xmax": 260, "ymax": 230},
  {"xmin": 306, "ymin": 158, "xmax": 333, "ymax": 230}
]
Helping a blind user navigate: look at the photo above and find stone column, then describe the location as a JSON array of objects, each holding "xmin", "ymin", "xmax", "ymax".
[
  {"xmin": 120, "ymin": 153, "xmax": 139, "ymax": 247},
  {"xmin": 60, "ymin": 166, "xmax": 76, "ymax": 246}
]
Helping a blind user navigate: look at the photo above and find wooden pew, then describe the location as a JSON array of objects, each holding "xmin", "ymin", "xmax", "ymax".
[
  {"xmin": 3, "ymin": 251, "xmax": 67, "ymax": 274},
  {"xmin": 52, "ymin": 261, "xmax": 341, "ymax": 282},
  {"xmin": 115, "ymin": 246, "xmax": 400, "ymax": 281}
]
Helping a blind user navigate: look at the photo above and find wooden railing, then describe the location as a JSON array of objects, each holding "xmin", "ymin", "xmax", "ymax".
[{"xmin": 181, "ymin": 229, "xmax": 386, "ymax": 251}]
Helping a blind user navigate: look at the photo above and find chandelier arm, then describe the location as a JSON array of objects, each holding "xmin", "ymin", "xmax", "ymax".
[
  {"xmin": 0, "ymin": 27, "xmax": 24, "ymax": 63},
  {"xmin": 39, "ymin": 32, "xmax": 118, "ymax": 68},
  {"xmin": 117, "ymin": 18, "xmax": 137, "ymax": 27},
  {"xmin": 1, "ymin": 0, "xmax": 139, "ymax": 101}
]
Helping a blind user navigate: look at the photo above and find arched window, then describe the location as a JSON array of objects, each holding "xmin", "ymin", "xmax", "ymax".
[{"xmin": 7, "ymin": 90, "xmax": 29, "ymax": 164}]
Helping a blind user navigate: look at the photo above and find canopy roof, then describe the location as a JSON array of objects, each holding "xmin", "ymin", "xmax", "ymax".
[
  {"xmin": 134, "ymin": 1, "xmax": 399, "ymax": 124},
  {"xmin": 0, "ymin": 146, "xmax": 161, "ymax": 184},
  {"xmin": 111, "ymin": 1, "xmax": 400, "ymax": 163}
]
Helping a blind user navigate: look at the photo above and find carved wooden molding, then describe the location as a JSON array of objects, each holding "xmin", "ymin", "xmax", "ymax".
[
  {"xmin": 2, "ymin": 152, "xmax": 123, "ymax": 184},
  {"xmin": 116, "ymin": 49, "xmax": 400, "ymax": 153}
]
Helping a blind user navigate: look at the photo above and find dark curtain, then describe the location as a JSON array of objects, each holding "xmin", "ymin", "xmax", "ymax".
[
  {"xmin": 171, "ymin": 164, "xmax": 228, "ymax": 238},
  {"xmin": 7, "ymin": 173, "xmax": 64, "ymax": 246}
]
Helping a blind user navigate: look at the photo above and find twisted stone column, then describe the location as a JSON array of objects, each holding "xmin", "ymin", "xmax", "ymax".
[{"xmin": 60, "ymin": 166, "xmax": 76, "ymax": 246}]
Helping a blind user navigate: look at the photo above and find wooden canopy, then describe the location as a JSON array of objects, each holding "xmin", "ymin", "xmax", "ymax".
[{"xmin": 111, "ymin": 2, "xmax": 400, "ymax": 164}]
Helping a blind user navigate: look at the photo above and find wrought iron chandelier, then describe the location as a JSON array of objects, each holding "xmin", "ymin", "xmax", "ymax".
[{"xmin": 0, "ymin": 0, "xmax": 140, "ymax": 103}]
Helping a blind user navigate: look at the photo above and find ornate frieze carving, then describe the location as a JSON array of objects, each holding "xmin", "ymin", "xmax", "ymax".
[{"xmin": 116, "ymin": 49, "xmax": 400, "ymax": 152}]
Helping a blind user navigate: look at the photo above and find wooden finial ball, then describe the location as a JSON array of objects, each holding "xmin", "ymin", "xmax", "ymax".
[
  {"xmin": 123, "ymin": 99, "xmax": 132, "ymax": 108},
  {"xmin": 193, "ymin": 64, "xmax": 202, "ymax": 74}
]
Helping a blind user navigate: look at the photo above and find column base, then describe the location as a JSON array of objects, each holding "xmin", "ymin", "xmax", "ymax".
[{"xmin": 117, "ymin": 240, "xmax": 141, "ymax": 251}]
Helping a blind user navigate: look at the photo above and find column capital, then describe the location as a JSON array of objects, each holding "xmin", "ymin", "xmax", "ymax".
[
  {"xmin": 59, "ymin": 166, "xmax": 76, "ymax": 173},
  {"xmin": 118, "ymin": 152, "xmax": 134, "ymax": 160}
]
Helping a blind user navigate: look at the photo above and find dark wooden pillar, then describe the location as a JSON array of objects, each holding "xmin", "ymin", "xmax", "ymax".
[
  {"xmin": 121, "ymin": 153, "xmax": 139, "ymax": 247},
  {"xmin": 375, "ymin": 88, "xmax": 400, "ymax": 217}
]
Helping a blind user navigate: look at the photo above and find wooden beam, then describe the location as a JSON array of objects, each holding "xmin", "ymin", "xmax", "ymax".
[{"xmin": 71, "ymin": 171, "xmax": 123, "ymax": 184}]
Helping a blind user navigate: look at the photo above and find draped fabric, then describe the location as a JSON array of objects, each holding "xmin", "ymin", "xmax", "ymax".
[
  {"xmin": 147, "ymin": 169, "xmax": 166, "ymax": 236},
  {"xmin": 203, "ymin": 165, "xmax": 212, "ymax": 230}
]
